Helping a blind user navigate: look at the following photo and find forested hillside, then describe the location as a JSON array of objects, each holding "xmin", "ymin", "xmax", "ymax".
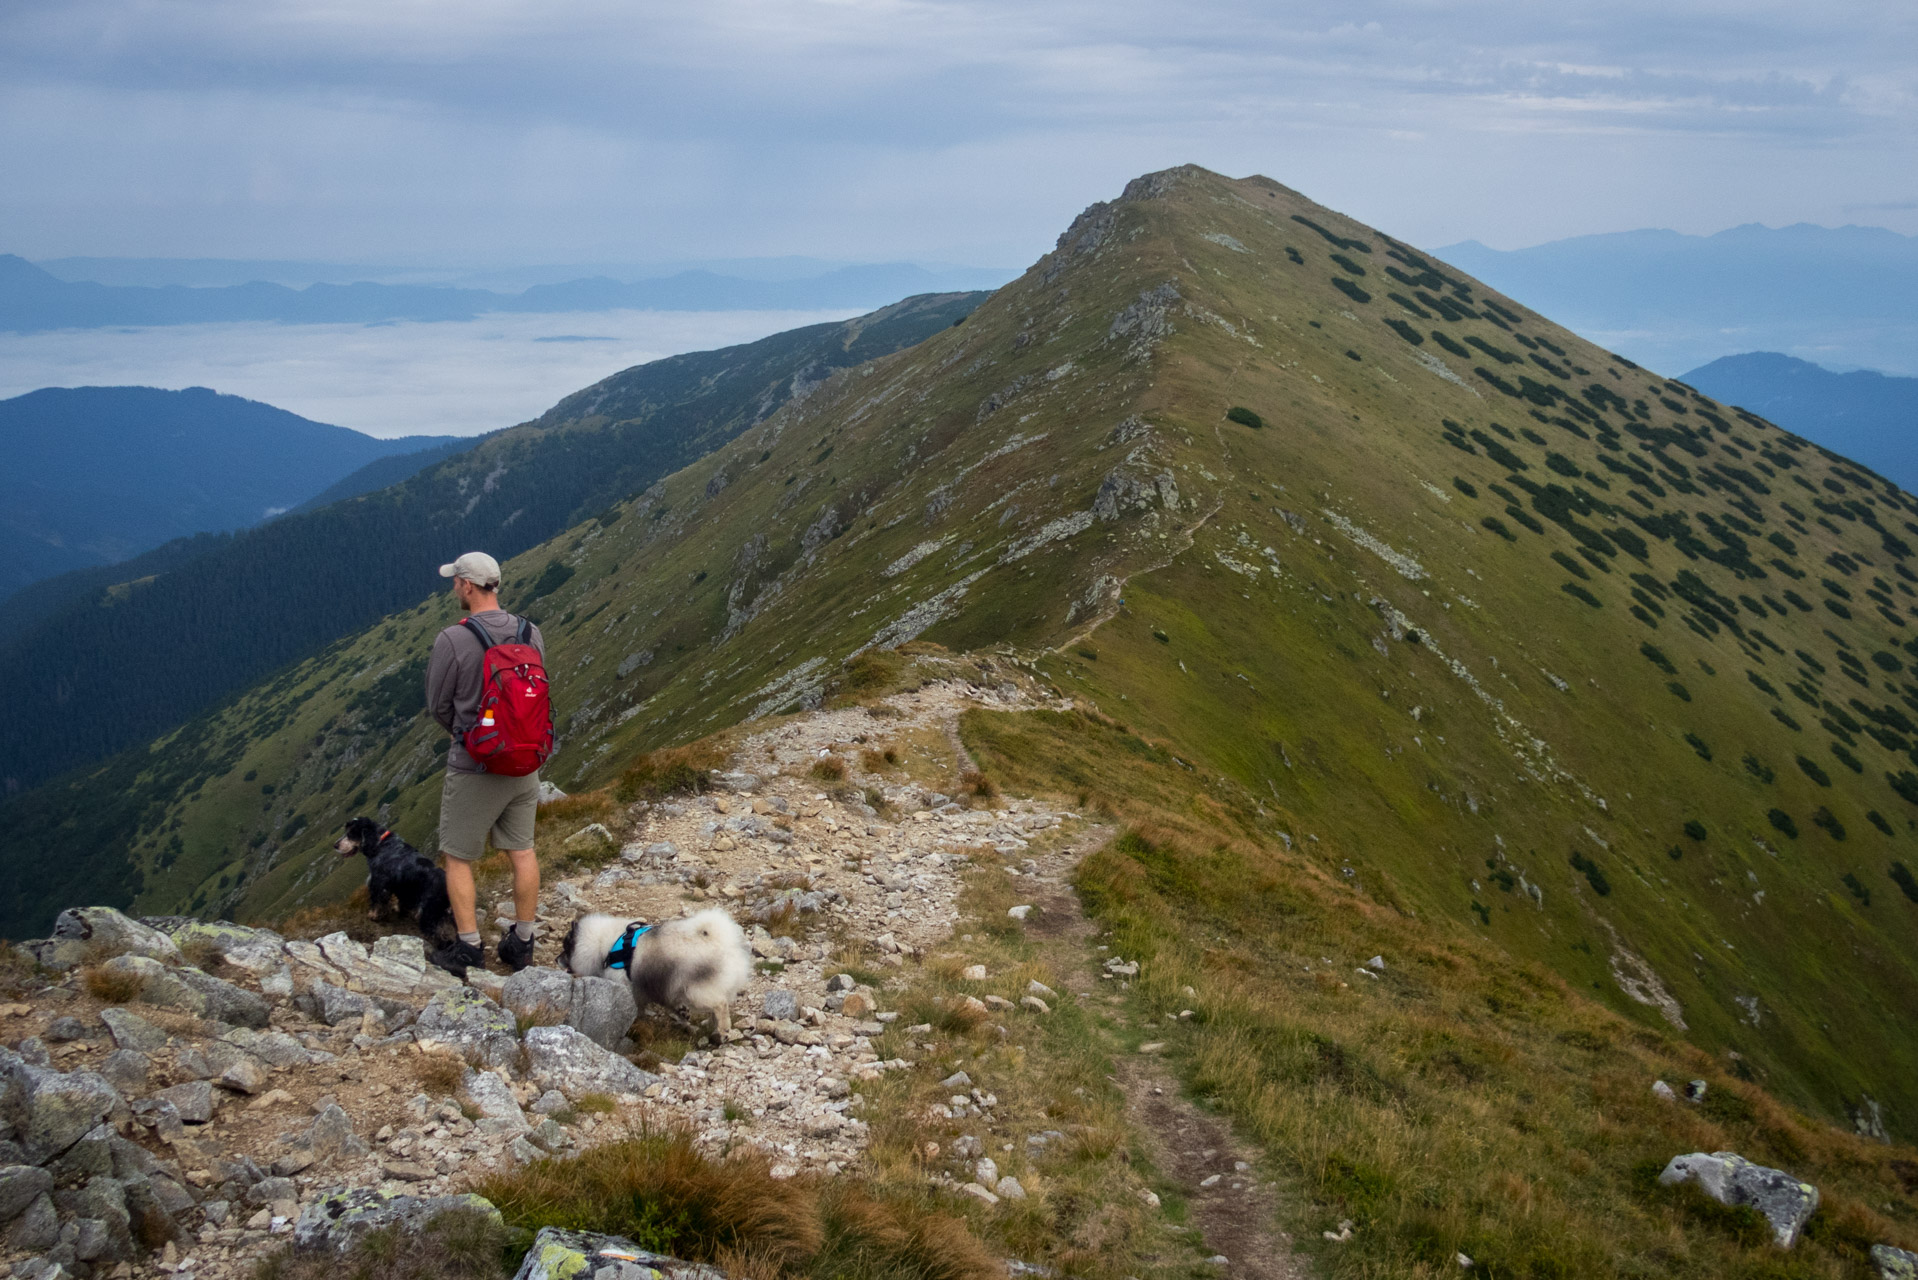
[
  {"xmin": 0, "ymin": 385, "xmax": 452, "ymax": 599},
  {"xmin": 0, "ymin": 291, "xmax": 983, "ymax": 801}
]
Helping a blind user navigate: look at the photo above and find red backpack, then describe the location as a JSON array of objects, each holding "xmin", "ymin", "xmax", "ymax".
[{"xmin": 460, "ymin": 617, "xmax": 554, "ymax": 776}]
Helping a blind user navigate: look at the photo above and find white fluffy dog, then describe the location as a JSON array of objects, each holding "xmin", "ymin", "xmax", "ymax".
[{"xmin": 559, "ymin": 908, "xmax": 751, "ymax": 1037}]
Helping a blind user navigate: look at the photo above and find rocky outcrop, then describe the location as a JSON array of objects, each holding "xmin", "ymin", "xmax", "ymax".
[
  {"xmin": 293, "ymin": 1187, "xmax": 501, "ymax": 1254},
  {"xmin": 501, "ymin": 968, "xmax": 639, "ymax": 1051},
  {"xmin": 1659, "ymin": 1151, "xmax": 1819, "ymax": 1248},
  {"xmin": 511, "ymin": 1226, "xmax": 727, "ymax": 1280},
  {"xmin": 522, "ymin": 1026, "xmax": 659, "ymax": 1099}
]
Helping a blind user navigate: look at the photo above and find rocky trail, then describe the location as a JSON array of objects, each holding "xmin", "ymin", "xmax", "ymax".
[{"xmin": 0, "ymin": 678, "xmax": 1310, "ymax": 1280}]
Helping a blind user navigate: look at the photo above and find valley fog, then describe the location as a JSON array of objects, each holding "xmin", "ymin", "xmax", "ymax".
[{"xmin": 0, "ymin": 308, "xmax": 858, "ymax": 437}]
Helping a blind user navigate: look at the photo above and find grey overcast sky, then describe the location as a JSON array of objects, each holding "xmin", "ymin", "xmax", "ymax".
[{"xmin": 2, "ymin": 0, "xmax": 1913, "ymax": 268}]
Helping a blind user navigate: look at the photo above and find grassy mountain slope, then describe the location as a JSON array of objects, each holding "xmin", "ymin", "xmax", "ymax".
[
  {"xmin": 74, "ymin": 167, "xmax": 1918, "ymax": 1138},
  {"xmin": 0, "ymin": 291, "xmax": 982, "ymax": 800}
]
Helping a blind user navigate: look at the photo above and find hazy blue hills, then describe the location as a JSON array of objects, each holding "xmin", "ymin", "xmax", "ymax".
[
  {"xmin": 0, "ymin": 253, "xmax": 1012, "ymax": 331},
  {"xmin": 0, "ymin": 386, "xmax": 455, "ymax": 599},
  {"xmin": 1682, "ymin": 352, "xmax": 1918, "ymax": 491},
  {"xmin": 1439, "ymin": 222, "xmax": 1918, "ymax": 377}
]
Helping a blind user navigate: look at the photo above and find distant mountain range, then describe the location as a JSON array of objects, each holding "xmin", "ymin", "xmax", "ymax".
[
  {"xmin": 0, "ymin": 255, "xmax": 1014, "ymax": 332},
  {"xmin": 1681, "ymin": 352, "xmax": 1918, "ymax": 490},
  {"xmin": 1439, "ymin": 223, "xmax": 1918, "ymax": 377},
  {"xmin": 0, "ymin": 386, "xmax": 459, "ymax": 600}
]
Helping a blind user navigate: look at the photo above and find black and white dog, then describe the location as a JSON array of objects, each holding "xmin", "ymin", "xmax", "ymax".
[
  {"xmin": 560, "ymin": 909, "xmax": 751, "ymax": 1037},
  {"xmin": 334, "ymin": 818, "xmax": 452, "ymax": 938}
]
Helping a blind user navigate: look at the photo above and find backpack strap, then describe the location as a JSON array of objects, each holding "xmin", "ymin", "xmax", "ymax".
[
  {"xmin": 460, "ymin": 617, "xmax": 496, "ymax": 652},
  {"xmin": 515, "ymin": 616, "xmax": 532, "ymax": 646}
]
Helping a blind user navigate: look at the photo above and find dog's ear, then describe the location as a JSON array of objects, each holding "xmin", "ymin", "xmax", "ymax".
[{"xmin": 558, "ymin": 918, "xmax": 580, "ymax": 970}]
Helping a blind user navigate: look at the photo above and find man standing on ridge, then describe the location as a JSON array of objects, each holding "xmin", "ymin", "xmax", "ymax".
[{"xmin": 425, "ymin": 551, "xmax": 548, "ymax": 976}]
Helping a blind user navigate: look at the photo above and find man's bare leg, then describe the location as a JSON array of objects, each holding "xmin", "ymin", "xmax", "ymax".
[
  {"xmin": 504, "ymin": 847, "xmax": 539, "ymax": 932},
  {"xmin": 443, "ymin": 855, "xmax": 479, "ymax": 936}
]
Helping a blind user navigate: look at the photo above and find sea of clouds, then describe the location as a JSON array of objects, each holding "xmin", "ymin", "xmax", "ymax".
[{"xmin": 0, "ymin": 308, "xmax": 860, "ymax": 438}]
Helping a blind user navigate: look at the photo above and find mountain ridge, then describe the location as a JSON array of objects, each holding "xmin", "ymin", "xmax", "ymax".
[{"xmin": 10, "ymin": 165, "xmax": 1918, "ymax": 1152}]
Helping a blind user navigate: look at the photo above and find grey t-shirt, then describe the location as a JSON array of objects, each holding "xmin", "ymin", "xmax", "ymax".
[{"xmin": 426, "ymin": 609, "xmax": 547, "ymax": 774}]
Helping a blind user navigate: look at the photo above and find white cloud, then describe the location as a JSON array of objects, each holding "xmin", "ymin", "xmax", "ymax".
[
  {"xmin": 0, "ymin": 0, "xmax": 1912, "ymax": 261},
  {"xmin": 0, "ymin": 309, "xmax": 860, "ymax": 437}
]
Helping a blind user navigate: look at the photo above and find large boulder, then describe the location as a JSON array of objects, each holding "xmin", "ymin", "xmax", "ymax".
[
  {"xmin": 294, "ymin": 1188, "xmax": 501, "ymax": 1254},
  {"xmin": 167, "ymin": 921, "xmax": 287, "ymax": 975},
  {"xmin": 502, "ymin": 968, "xmax": 638, "ymax": 1051},
  {"xmin": 511, "ymin": 1226, "xmax": 728, "ymax": 1280},
  {"xmin": 0, "ymin": 1055, "xmax": 124, "ymax": 1165},
  {"xmin": 97, "ymin": 955, "xmax": 269, "ymax": 1027},
  {"xmin": 97, "ymin": 1008, "xmax": 167, "ymax": 1055},
  {"xmin": 1659, "ymin": 1152, "xmax": 1819, "ymax": 1248},
  {"xmin": 297, "ymin": 1104, "xmax": 368, "ymax": 1163},
  {"xmin": 462, "ymin": 1070, "xmax": 526, "ymax": 1126},
  {"xmin": 51, "ymin": 908, "xmax": 182, "ymax": 966},
  {"xmin": 522, "ymin": 1025, "xmax": 658, "ymax": 1099},
  {"xmin": 314, "ymin": 932, "xmax": 462, "ymax": 999},
  {"xmin": 1875, "ymin": 1245, "xmax": 1918, "ymax": 1280},
  {"xmin": 416, "ymin": 989, "xmax": 520, "ymax": 1069},
  {"xmin": 0, "ymin": 1165, "xmax": 52, "ymax": 1221}
]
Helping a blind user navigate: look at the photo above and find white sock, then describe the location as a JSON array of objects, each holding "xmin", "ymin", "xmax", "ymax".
[{"xmin": 514, "ymin": 921, "xmax": 534, "ymax": 941}]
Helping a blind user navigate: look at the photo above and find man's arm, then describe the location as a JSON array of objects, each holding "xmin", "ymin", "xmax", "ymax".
[{"xmin": 426, "ymin": 630, "xmax": 461, "ymax": 734}]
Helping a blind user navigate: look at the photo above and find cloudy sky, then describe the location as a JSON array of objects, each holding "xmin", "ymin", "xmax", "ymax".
[{"xmin": 2, "ymin": 0, "xmax": 1913, "ymax": 269}]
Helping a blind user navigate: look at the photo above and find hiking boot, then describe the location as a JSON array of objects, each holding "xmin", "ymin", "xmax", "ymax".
[
  {"xmin": 498, "ymin": 927, "xmax": 535, "ymax": 972},
  {"xmin": 429, "ymin": 937, "xmax": 484, "ymax": 978}
]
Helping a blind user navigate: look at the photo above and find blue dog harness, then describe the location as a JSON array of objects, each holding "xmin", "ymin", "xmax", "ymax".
[{"xmin": 604, "ymin": 921, "xmax": 651, "ymax": 971}]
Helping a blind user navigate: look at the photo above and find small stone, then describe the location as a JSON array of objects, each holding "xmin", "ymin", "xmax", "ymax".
[
  {"xmin": 1139, "ymin": 1189, "xmax": 1161, "ymax": 1209},
  {"xmin": 1457, "ymin": 1253, "xmax": 1476, "ymax": 1270},
  {"xmin": 1007, "ymin": 905, "xmax": 1032, "ymax": 920},
  {"xmin": 840, "ymin": 991, "xmax": 876, "ymax": 1019},
  {"xmin": 961, "ymin": 964, "xmax": 987, "ymax": 981},
  {"xmin": 826, "ymin": 974, "xmax": 855, "ymax": 992},
  {"xmin": 218, "ymin": 1057, "xmax": 269, "ymax": 1096},
  {"xmin": 996, "ymin": 1176, "xmax": 1027, "ymax": 1200},
  {"xmin": 958, "ymin": 1182, "xmax": 999, "ymax": 1207},
  {"xmin": 1138, "ymin": 1042, "xmax": 1165, "ymax": 1054},
  {"xmin": 530, "ymin": 1090, "xmax": 570, "ymax": 1116},
  {"xmin": 1020, "ymin": 996, "xmax": 1051, "ymax": 1015},
  {"xmin": 1652, "ymin": 1080, "xmax": 1677, "ymax": 1102},
  {"xmin": 380, "ymin": 1161, "xmax": 433, "ymax": 1182},
  {"xmin": 762, "ymin": 990, "xmax": 800, "ymax": 1022},
  {"xmin": 44, "ymin": 1017, "xmax": 88, "ymax": 1043},
  {"xmin": 157, "ymin": 1082, "xmax": 214, "ymax": 1125},
  {"xmin": 1365, "ymin": 955, "xmax": 1386, "ymax": 971},
  {"xmin": 938, "ymin": 1071, "xmax": 972, "ymax": 1090},
  {"xmin": 1027, "ymin": 980, "xmax": 1056, "ymax": 998},
  {"xmin": 1685, "ymin": 1080, "xmax": 1708, "ymax": 1103}
]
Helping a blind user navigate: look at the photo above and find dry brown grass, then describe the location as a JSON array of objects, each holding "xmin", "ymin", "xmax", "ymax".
[
  {"xmin": 80, "ymin": 964, "xmax": 145, "ymax": 1004},
  {"xmin": 476, "ymin": 1119, "xmax": 1000, "ymax": 1280},
  {"xmin": 478, "ymin": 1123, "xmax": 820, "ymax": 1268},
  {"xmin": 958, "ymin": 769, "xmax": 999, "ymax": 804},
  {"xmin": 414, "ymin": 1052, "xmax": 465, "ymax": 1098},
  {"xmin": 809, "ymin": 756, "xmax": 848, "ymax": 782},
  {"xmin": 278, "ymin": 885, "xmax": 381, "ymax": 943},
  {"xmin": 612, "ymin": 739, "xmax": 731, "ymax": 803}
]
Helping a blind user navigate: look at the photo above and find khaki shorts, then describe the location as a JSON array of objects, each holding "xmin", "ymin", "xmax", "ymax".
[{"xmin": 439, "ymin": 769, "xmax": 541, "ymax": 862}]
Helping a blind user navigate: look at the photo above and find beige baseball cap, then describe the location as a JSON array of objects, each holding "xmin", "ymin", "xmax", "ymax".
[{"xmin": 439, "ymin": 551, "xmax": 501, "ymax": 586}]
